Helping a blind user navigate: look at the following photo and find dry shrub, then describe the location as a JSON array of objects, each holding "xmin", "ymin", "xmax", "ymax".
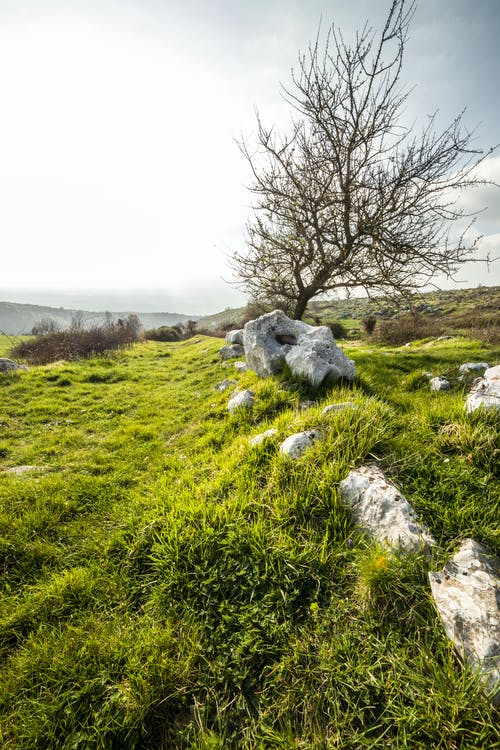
[
  {"xmin": 11, "ymin": 315, "xmax": 142, "ymax": 365},
  {"xmin": 465, "ymin": 323, "xmax": 500, "ymax": 345},
  {"xmin": 375, "ymin": 313, "xmax": 444, "ymax": 345},
  {"xmin": 449, "ymin": 309, "xmax": 500, "ymax": 344}
]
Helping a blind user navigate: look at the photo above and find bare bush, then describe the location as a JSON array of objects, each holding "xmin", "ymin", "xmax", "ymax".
[
  {"xmin": 11, "ymin": 315, "xmax": 143, "ymax": 365},
  {"xmin": 32, "ymin": 317, "xmax": 60, "ymax": 336},
  {"xmin": 375, "ymin": 313, "xmax": 444, "ymax": 345}
]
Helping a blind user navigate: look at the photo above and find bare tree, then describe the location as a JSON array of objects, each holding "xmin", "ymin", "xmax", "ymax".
[{"xmin": 232, "ymin": 0, "xmax": 497, "ymax": 319}]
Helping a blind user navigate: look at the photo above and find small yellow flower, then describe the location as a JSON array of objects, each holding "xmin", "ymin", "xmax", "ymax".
[{"xmin": 374, "ymin": 555, "xmax": 388, "ymax": 572}]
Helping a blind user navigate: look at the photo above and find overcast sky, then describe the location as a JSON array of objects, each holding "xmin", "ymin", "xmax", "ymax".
[{"xmin": 0, "ymin": 0, "xmax": 499, "ymax": 314}]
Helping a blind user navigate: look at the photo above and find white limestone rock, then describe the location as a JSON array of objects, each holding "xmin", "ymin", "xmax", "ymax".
[
  {"xmin": 243, "ymin": 310, "xmax": 355, "ymax": 386},
  {"xmin": 234, "ymin": 361, "xmax": 249, "ymax": 373},
  {"xmin": 227, "ymin": 389, "xmax": 255, "ymax": 414},
  {"xmin": 459, "ymin": 362, "xmax": 489, "ymax": 375},
  {"xmin": 215, "ymin": 379, "xmax": 237, "ymax": 392},
  {"xmin": 279, "ymin": 430, "xmax": 321, "ymax": 459},
  {"xmin": 339, "ymin": 465, "xmax": 435, "ymax": 553},
  {"xmin": 465, "ymin": 364, "xmax": 500, "ymax": 414},
  {"xmin": 0, "ymin": 358, "xmax": 27, "ymax": 373},
  {"xmin": 430, "ymin": 376, "xmax": 451, "ymax": 392},
  {"xmin": 220, "ymin": 344, "xmax": 245, "ymax": 360},
  {"xmin": 225, "ymin": 329, "xmax": 244, "ymax": 345},
  {"xmin": 429, "ymin": 539, "xmax": 500, "ymax": 706},
  {"xmin": 249, "ymin": 428, "xmax": 278, "ymax": 446}
]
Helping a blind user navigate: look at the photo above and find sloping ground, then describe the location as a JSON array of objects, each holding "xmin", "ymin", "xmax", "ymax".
[
  {"xmin": 0, "ymin": 336, "xmax": 498, "ymax": 748},
  {"xmin": 197, "ymin": 285, "xmax": 500, "ymax": 333}
]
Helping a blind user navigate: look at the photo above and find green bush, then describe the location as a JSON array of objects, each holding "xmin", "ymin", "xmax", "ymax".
[
  {"xmin": 144, "ymin": 326, "xmax": 181, "ymax": 342},
  {"xmin": 329, "ymin": 321, "xmax": 347, "ymax": 339}
]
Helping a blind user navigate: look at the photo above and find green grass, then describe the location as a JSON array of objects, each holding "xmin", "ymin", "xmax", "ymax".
[{"xmin": 0, "ymin": 335, "xmax": 498, "ymax": 748}]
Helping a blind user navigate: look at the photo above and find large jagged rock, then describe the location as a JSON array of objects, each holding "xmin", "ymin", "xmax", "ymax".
[
  {"xmin": 243, "ymin": 310, "xmax": 355, "ymax": 387},
  {"xmin": 465, "ymin": 364, "xmax": 500, "ymax": 413},
  {"xmin": 0, "ymin": 358, "xmax": 27, "ymax": 373},
  {"xmin": 339, "ymin": 465, "xmax": 435, "ymax": 552},
  {"xmin": 429, "ymin": 539, "xmax": 500, "ymax": 706}
]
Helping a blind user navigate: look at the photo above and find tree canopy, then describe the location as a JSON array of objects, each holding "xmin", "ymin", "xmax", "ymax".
[{"xmin": 232, "ymin": 0, "xmax": 497, "ymax": 319}]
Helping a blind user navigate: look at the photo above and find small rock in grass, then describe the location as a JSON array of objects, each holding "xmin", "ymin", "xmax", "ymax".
[
  {"xmin": 279, "ymin": 430, "xmax": 321, "ymax": 459},
  {"xmin": 225, "ymin": 329, "xmax": 244, "ymax": 345},
  {"xmin": 429, "ymin": 538, "xmax": 500, "ymax": 706},
  {"xmin": 459, "ymin": 362, "xmax": 489, "ymax": 376},
  {"xmin": 321, "ymin": 402, "xmax": 357, "ymax": 415},
  {"xmin": 215, "ymin": 379, "xmax": 237, "ymax": 392},
  {"xmin": 299, "ymin": 400, "xmax": 316, "ymax": 411},
  {"xmin": 430, "ymin": 376, "xmax": 450, "ymax": 392},
  {"xmin": 220, "ymin": 344, "xmax": 245, "ymax": 360},
  {"xmin": 465, "ymin": 365, "xmax": 500, "ymax": 414},
  {"xmin": 0, "ymin": 358, "xmax": 27, "ymax": 373},
  {"xmin": 234, "ymin": 361, "xmax": 249, "ymax": 373},
  {"xmin": 249, "ymin": 428, "xmax": 278, "ymax": 446},
  {"xmin": 339, "ymin": 465, "xmax": 435, "ymax": 553},
  {"xmin": 227, "ymin": 389, "xmax": 255, "ymax": 414}
]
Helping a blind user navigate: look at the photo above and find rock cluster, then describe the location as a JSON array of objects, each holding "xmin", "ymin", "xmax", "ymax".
[{"xmin": 243, "ymin": 310, "xmax": 355, "ymax": 387}]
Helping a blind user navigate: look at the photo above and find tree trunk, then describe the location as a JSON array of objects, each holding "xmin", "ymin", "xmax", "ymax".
[{"xmin": 293, "ymin": 295, "xmax": 310, "ymax": 320}]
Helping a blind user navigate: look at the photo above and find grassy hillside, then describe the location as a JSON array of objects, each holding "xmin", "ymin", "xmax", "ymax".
[
  {"xmin": 198, "ymin": 286, "xmax": 500, "ymax": 340},
  {"xmin": 0, "ymin": 333, "xmax": 499, "ymax": 747}
]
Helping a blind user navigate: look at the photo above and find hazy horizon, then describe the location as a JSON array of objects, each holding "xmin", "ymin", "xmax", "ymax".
[
  {"xmin": 1, "ymin": 275, "xmax": 499, "ymax": 317},
  {"xmin": 1, "ymin": 0, "xmax": 499, "ymax": 309}
]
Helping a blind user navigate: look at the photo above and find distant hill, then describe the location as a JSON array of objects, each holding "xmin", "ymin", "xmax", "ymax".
[
  {"xmin": 0, "ymin": 301, "xmax": 196, "ymax": 335},
  {"xmin": 196, "ymin": 285, "xmax": 500, "ymax": 330},
  {"xmin": 2, "ymin": 285, "xmax": 498, "ymax": 337}
]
